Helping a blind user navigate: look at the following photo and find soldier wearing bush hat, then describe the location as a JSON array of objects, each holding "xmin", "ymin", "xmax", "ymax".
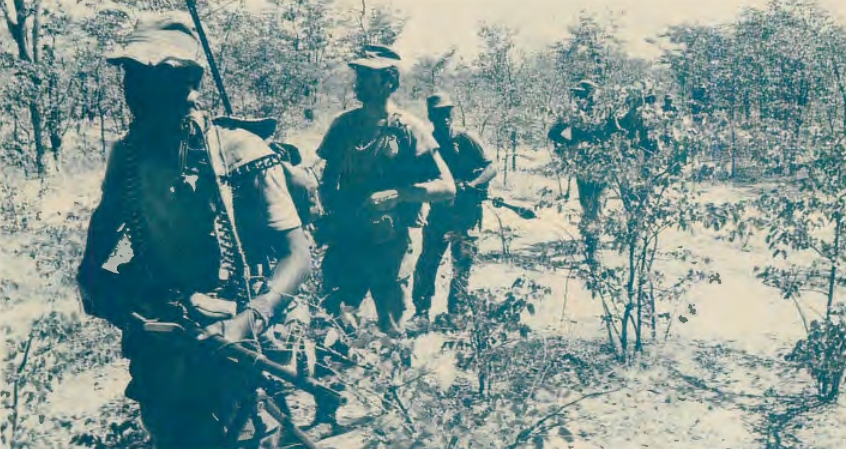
[
  {"xmin": 105, "ymin": 13, "xmax": 205, "ymax": 69},
  {"xmin": 78, "ymin": 12, "xmax": 312, "ymax": 448},
  {"xmin": 312, "ymin": 43, "xmax": 456, "ymax": 427},
  {"xmin": 347, "ymin": 44, "xmax": 403, "ymax": 70},
  {"xmin": 548, "ymin": 77, "xmax": 619, "ymax": 264}
]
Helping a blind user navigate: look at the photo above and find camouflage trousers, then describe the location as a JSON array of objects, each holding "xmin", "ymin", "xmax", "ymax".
[
  {"xmin": 412, "ymin": 225, "xmax": 479, "ymax": 316},
  {"xmin": 576, "ymin": 178, "xmax": 605, "ymax": 263},
  {"xmin": 319, "ymin": 227, "xmax": 422, "ymax": 334},
  {"xmin": 121, "ymin": 332, "xmax": 288, "ymax": 449}
]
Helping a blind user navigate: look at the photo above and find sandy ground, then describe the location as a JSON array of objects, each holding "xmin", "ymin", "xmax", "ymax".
[{"xmin": 2, "ymin": 147, "xmax": 845, "ymax": 448}]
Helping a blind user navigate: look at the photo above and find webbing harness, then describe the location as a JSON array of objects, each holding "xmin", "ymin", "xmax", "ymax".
[{"xmin": 118, "ymin": 113, "xmax": 261, "ymax": 308}]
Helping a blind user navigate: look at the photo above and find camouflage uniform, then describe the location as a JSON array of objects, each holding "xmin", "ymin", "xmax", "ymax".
[
  {"xmin": 548, "ymin": 80, "xmax": 618, "ymax": 262},
  {"xmin": 315, "ymin": 105, "xmax": 439, "ymax": 332},
  {"xmin": 413, "ymin": 94, "xmax": 495, "ymax": 318},
  {"xmin": 76, "ymin": 15, "xmax": 306, "ymax": 449}
]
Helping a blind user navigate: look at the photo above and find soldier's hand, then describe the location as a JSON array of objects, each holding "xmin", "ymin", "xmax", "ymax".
[
  {"xmin": 185, "ymin": 292, "xmax": 237, "ymax": 324},
  {"xmin": 365, "ymin": 189, "xmax": 401, "ymax": 212},
  {"xmin": 456, "ymin": 181, "xmax": 473, "ymax": 195},
  {"xmin": 198, "ymin": 309, "xmax": 263, "ymax": 343}
]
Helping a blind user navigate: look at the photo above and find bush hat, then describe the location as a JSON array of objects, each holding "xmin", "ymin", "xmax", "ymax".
[
  {"xmin": 106, "ymin": 12, "xmax": 204, "ymax": 72},
  {"xmin": 348, "ymin": 44, "xmax": 402, "ymax": 70},
  {"xmin": 427, "ymin": 92, "xmax": 455, "ymax": 110}
]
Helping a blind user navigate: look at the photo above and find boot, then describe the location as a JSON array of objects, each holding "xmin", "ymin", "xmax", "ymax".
[{"xmin": 310, "ymin": 382, "xmax": 345, "ymax": 431}]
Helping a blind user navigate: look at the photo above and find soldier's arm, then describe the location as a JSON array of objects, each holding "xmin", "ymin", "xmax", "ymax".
[
  {"xmin": 396, "ymin": 121, "xmax": 456, "ymax": 204},
  {"xmin": 461, "ymin": 132, "xmax": 497, "ymax": 189},
  {"xmin": 249, "ymin": 164, "xmax": 312, "ymax": 325},
  {"xmin": 547, "ymin": 119, "xmax": 571, "ymax": 145},
  {"xmin": 76, "ymin": 143, "xmax": 135, "ymax": 324},
  {"xmin": 260, "ymin": 227, "xmax": 311, "ymax": 319},
  {"xmin": 315, "ymin": 116, "xmax": 344, "ymax": 214},
  {"xmin": 397, "ymin": 151, "xmax": 456, "ymax": 204}
]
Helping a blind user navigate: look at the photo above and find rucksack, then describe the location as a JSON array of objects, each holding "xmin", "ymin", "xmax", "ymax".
[
  {"xmin": 212, "ymin": 116, "xmax": 325, "ymax": 226},
  {"xmin": 269, "ymin": 142, "xmax": 325, "ymax": 226}
]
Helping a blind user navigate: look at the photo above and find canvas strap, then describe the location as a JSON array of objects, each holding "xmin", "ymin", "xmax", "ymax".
[
  {"xmin": 117, "ymin": 114, "xmax": 255, "ymax": 307},
  {"xmin": 202, "ymin": 116, "xmax": 254, "ymax": 306}
]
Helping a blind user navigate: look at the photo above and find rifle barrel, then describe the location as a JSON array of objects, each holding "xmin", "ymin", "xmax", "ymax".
[
  {"xmin": 186, "ymin": 0, "xmax": 233, "ymax": 115},
  {"xmin": 129, "ymin": 312, "xmax": 339, "ymax": 400},
  {"xmin": 203, "ymin": 334, "xmax": 340, "ymax": 400}
]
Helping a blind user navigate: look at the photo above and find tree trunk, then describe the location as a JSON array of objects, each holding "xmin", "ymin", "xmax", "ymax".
[
  {"xmin": 826, "ymin": 215, "xmax": 842, "ymax": 320},
  {"xmin": 729, "ymin": 112, "xmax": 737, "ymax": 179},
  {"xmin": 502, "ymin": 143, "xmax": 509, "ymax": 186},
  {"xmin": 30, "ymin": 101, "xmax": 47, "ymax": 175},
  {"xmin": 95, "ymin": 68, "xmax": 107, "ymax": 156},
  {"xmin": 510, "ymin": 129, "xmax": 517, "ymax": 170},
  {"xmin": 3, "ymin": 0, "xmax": 48, "ymax": 176}
]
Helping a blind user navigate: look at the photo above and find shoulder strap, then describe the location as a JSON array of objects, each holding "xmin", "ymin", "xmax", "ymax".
[
  {"xmin": 225, "ymin": 153, "xmax": 282, "ymax": 182},
  {"xmin": 202, "ymin": 120, "xmax": 254, "ymax": 304}
]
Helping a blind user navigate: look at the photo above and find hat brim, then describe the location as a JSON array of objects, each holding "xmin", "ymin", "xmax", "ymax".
[
  {"xmin": 106, "ymin": 28, "xmax": 204, "ymax": 69},
  {"xmin": 348, "ymin": 59, "xmax": 398, "ymax": 70},
  {"xmin": 106, "ymin": 46, "xmax": 203, "ymax": 70},
  {"xmin": 428, "ymin": 102, "xmax": 454, "ymax": 110},
  {"xmin": 570, "ymin": 88, "xmax": 596, "ymax": 95}
]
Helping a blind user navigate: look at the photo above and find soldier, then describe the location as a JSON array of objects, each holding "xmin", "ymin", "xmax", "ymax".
[
  {"xmin": 411, "ymin": 92, "xmax": 497, "ymax": 327},
  {"xmin": 662, "ymin": 93, "xmax": 679, "ymax": 115},
  {"xmin": 617, "ymin": 87, "xmax": 663, "ymax": 160},
  {"xmin": 547, "ymin": 79, "xmax": 617, "ymax": 263},
  {"xmin": 75, "ymin": 14, "xmax": 312, "ymax": 448},
  {"xmin": 312, "ymin": 45, "xmax": 455, "ymax": 426}
]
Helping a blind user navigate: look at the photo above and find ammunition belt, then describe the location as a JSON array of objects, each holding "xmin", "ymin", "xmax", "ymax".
[{"xmin": 119, "ymin": 119, "xmax": 251, "ymax": 309}]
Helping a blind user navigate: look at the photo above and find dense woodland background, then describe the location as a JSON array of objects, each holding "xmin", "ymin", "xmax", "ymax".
[{"xmin": 4, "ymin": 0, "xmax": 846, "ymax": 448}]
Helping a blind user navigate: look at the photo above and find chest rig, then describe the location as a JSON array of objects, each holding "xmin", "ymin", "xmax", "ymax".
[
  {"xmin": 119, "ymin": 113, "xmax": 254, "ymax": 309},
  {"xmin": 338, "ymin": 112, "xmax": 414, "ymax": 245}
]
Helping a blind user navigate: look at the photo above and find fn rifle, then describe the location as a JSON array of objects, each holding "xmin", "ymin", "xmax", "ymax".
[
  {"xmin": 127, "ymin": 310, "xmax": 336, "ymax": 448},
  {"xmin": 186, "ymin": 0, "xmax": 232, "ymax": 116},
  {"xmin": 463, "ymin": 184, "xmax": 537, "ymax": 220}
]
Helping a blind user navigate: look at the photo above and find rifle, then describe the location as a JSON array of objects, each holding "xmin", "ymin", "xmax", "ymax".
[
  {"xmin": 127, "ymin": 311, "xmax": 336, "ymax": 448},
  {"xmin": 488, "ymin": 196, "xmax": 537, "ymax": 220},
  {"xmin": 127, "ymin": 310, "xmax": 339, "ymax": 400},
  {"xmin": 463, "ymin": 184, "xmax": 537, "ymax": 220},
  {"xmin": 185, "ymin": 0, "xmax": 280, "ymax": 140},
  {"xmin": 186, "ymin": 0, "xmax": 232, "ymax": 116}
]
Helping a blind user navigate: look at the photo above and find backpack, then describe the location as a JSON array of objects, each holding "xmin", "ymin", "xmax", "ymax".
[
  {"xmin": 212, "ymin": 117, "xmax": 325, "ymax": 226},
  {"xmin": 269, "ymin": 142, "xmax": 325, "ymax": 226}
]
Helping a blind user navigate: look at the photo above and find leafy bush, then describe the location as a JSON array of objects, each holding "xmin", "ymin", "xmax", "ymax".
[{"xmin": 785, "ymin": 307, "xmax": 846, "ymax": 402}]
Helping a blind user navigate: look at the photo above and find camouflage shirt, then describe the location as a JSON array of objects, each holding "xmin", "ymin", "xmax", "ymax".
[
  {"xmin": 80, "ymin": 117, "xmax": 301, "ymax": 301},
  {"xmin": 429, "ymin": 128, "xmax": 493, "ymax": 231},
  {"xmin": 316, "ymin": 104, "xmax": 440, "ymax": 231}
]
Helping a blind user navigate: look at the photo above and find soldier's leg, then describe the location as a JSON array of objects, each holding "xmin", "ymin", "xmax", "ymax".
[
  {"xmin": 134, "ymin": 347, "xmax": 267, "ymax": 449},
  {"xmin": 576, "ymin": 178, "xmax": 603, "ymax": 222},
  {"xmin": 140, "ymin": 402, "xmax": 229, "ymax": 449},
  {"xmin": 448, "ymin": 233, "xmax": 479, "ymax": 315},
  {"xmin": 372, "ymin": 228, "xmax": 422, "ymax": 334},
  {"xmin": 312, "ymin": 245, "xmax": 368, "ymax": 427},
  {"xmin": 320, "ymin": 244, "xmax": 370, "ymax": 318},
  {"xmin": 412, "ymin": 224, "xmax": 450, "ymax": 318},
  {"xmin": 576, "ymin": 178, "xmax": 604, "ymax": 263}
]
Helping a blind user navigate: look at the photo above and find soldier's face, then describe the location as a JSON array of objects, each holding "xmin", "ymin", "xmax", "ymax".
[
  {"xmin": 123, "ymin": 64, "xmax": 202, "ymax": 122},
  {"xmin": 353, "ymin": 67, "xmax": 392, "ymax": 104},
  {"xmin": 575, "ymin": 91, "xmax": 592, "ymax": 110},
  {"xmin": 428, "ymin": 107, "xmax": 453, "ymax": 132}
]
